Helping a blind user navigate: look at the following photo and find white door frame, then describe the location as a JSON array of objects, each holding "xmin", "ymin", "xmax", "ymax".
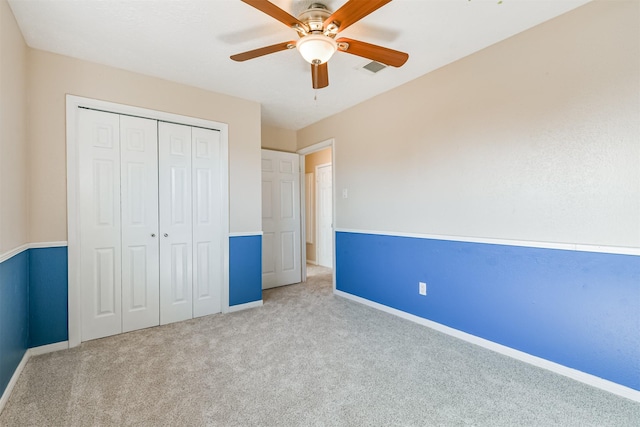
[
  {"xmin": 66, "ymin": 95, "xmax": 230, "ymax": 348},
  {"xmin": 297, "ymin": 138, "xmax": 336, "ymax": 289}
]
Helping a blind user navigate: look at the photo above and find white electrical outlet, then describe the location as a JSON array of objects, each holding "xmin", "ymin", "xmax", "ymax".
[{"xmin": 419, "ymin": 282, "xmax": 427, "ymax": 296}]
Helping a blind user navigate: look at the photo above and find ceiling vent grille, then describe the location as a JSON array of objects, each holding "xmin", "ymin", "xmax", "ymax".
[{"xmin": 361, "ymin": 61, "xmax": 387, "ymax": 74}]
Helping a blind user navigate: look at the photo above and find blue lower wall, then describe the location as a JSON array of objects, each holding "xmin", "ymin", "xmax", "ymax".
[
  {"xmin": 229, "ymin": 235, "xmax": 262, "ymax": 306},
  {"xmin": 0, "ymin": 246, "xmax": 68, "ymax": 398},
  {"xmin": 0, "ymin": 251, "xmax": 29, "ymax": 397},
  {"xmin": 336, "ymin": 231, "xmax": 640, "ymax": 391},
  {"xmin": 29, "ymin": 247, "xmax": 68, "ymax": 348},
  {"xmin": 3, "ymin": 235, "xmax": 637, "ymax": 394},
  {"xmin": 0, "ymin": 238, "xmax": 260, "ymax": 398}
]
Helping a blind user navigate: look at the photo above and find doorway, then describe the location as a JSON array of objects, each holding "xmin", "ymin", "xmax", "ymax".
[{"xmin": 298, "ymin": 140, "xmax": 334, "ymax": 283}]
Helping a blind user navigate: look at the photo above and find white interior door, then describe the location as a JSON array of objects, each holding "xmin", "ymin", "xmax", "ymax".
[
  {"xmin": 316, "ymin": 164, "xmax": 333, "ymax": 268},
  {"xmin": 78, "ymin": 109, "xmax": 123, "ymax": 341},
  {"xmin": 192, "ymin": 127, "xmax": 223, "ymax": 317},
  {"xmin": 159, "ymin": 122, "xmax": 193, "ymax": 324},
  {"xmin": 120, "ymin": 115, "xmax": 160, "ymax": 333},
  {"xmin": 261, "ymin": 149, "xmax": 301, "ymax": 289}
]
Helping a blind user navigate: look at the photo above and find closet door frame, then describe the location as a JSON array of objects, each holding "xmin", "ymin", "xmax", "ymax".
[{"xmin": 66, "ymin": 95, "xmax": 229, "ymax": 348}]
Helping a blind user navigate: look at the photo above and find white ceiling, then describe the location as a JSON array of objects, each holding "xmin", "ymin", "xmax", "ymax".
[{"xmin": 8, "ymin": 0, "xmax": 591, "ymax": 130}]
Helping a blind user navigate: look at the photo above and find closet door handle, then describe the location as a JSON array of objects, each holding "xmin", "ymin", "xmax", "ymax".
[
  {"xmin": 151, "ymin": 233, "xmax": 156, "ymax": 237},
  {"xmin": 164, "ymin": 233, "xmax": 169, "ymax": 237}
]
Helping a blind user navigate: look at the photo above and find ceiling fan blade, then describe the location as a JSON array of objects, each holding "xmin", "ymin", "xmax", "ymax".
[
  {"xmin": 336, "ymin": 38, "xmax": 408, "ymax": 67},
  {"xmin": 230, "ymin": 41, "xmax": 295, "ymax": 62},
  {"xmin": 311, "ymin": 63, "xmax": 329, "ymax": 89},
  {"xmin": 241, "ymin": 0, "xmax": 307, "ymax": 30},
  {"xmin": 323, "ymin": 0, "xmax": 392, "ymax": 32}
]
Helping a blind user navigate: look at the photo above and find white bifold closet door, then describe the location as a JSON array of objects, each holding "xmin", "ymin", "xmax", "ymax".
[
  {"xmin": 79, "ymin": 109, "xmax": 125, "ymax": 341},
  {"xmin": 78, "ymin": 109, "xmax": 222, "ymax": 342},
  {"xmin": 158, "ymin": 122, "xmax": 193, "ymax": 324},
  {"xmin": 79, "ymin": 110, "xmax": 160, "ymax": 340},
  {"xmin": 158, "ymin": 122, "xmax": 223, "ymax": 323},
  {"xmin": 120, "ymin": 115, "xmax": 161, "ymax": 333},
  {"xmin": 191, "ymin": 127, "xmax": 223, "ymax": 318}
]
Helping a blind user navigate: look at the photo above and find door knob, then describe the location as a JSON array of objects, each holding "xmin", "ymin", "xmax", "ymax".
[
  {"xmin": 164, "ymin": 233, "xmax": 169, "ymax": 237},
  {"xmin": 151, "ymin": 233, "xmax": 156, "ymax": 237}
]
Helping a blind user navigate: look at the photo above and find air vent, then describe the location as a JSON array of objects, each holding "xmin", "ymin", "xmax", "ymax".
[{"xmin": 361, "ymin": 61, "xmax": 387, "ymax": 74}]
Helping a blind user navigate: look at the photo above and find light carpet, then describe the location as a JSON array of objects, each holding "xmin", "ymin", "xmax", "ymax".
[{"xmin": 1, "ymin": 265, "xmax": 639, "ymax": 426}]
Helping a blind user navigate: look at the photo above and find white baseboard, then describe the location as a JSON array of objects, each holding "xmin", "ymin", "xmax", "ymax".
[
  {"xmin": 0, "ymin": 351, "xmax": 29, "ymax": 414},
  {"xmin": 29, "ymin": 341, "xmax": 69, "ymax": 356},
  {"xmin": 0, "ymin": 341, "xmax": 69, "ymax": 414},
  {"xmin": 227, "ymin": 300, "xmax": 263, "ymax": 313},
  {"xmin": 335, "ymin": 289, "xmax": 640, "ymax": 403}
]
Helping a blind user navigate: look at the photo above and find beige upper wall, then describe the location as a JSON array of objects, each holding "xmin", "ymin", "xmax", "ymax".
[
  {"xmin": 298, "ymin": 0, "xmax": 639, "ymax": 248},
  {"xmin": 27, "ymin": 49, "xmax": 262, "ymax": 242},
  {"xmin": 0, "ymin": 0, "xmax": 28, "ymax": 253},
  {"xmin": 261, "ymin": 124, "xmax": 297, "ymax": 152}
]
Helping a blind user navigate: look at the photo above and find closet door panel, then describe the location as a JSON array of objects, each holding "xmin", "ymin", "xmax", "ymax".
[
  {"xmin": 120, "ymin": 115, "xmax": 160, "ymax": 332},
  {"xmin": 78, "ymin": 109, "xmax": 122, "ymax": 341},
  {"xmin": 192, "ymin": 128, "xmax": 223, "ymax": 317},
  {"xmin": 159, "ymin": 122, "xmax": 193, "ymax": 325}
]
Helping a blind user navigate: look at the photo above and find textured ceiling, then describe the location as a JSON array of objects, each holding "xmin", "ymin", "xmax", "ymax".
[{"xmin": 8, "ymin": 0, "xmax": 591, "ymax": 130}]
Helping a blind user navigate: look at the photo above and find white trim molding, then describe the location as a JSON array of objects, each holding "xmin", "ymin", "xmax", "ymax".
[
  {"xmin": 335, "ymin": 289, "xmax": 640, "ymax": 403},
  {"xmin": 0, "ymin": 242, "xmax": 69, "ymax": 264},
  {"xmin": 0, "ymin": 244, "xmax": 29, "ymax": 264},
  {"xmin": 229, "ymin": 231, "xmax": 263, "ymax": 237},
  {"xmin": 335, "ymin": 228, "xmax": 640, "ymax": 257},
  {"xmin": 227, "ymin": 300, "xmax": 263, "ymax": 313},
  {"xmin": 297, "ymin": 138, "xmax": 334, "ymax": 155},
  {"xmin": 29, "ymin": 241, "xmax": 68, "ymax": 249},
  {"xmin": 0, "ymin": 341, "xmax": 69, "ymax": 414}
]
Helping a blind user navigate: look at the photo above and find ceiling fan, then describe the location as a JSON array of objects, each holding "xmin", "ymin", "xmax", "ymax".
[{"xmin": 230, "ymin": 0, "xmax": 409, "ymax": 89}]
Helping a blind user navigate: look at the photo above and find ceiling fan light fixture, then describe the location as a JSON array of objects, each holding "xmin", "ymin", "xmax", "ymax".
[{"xmin": 296, "ymin": 34, "xmax": 337, "ymax": 65}]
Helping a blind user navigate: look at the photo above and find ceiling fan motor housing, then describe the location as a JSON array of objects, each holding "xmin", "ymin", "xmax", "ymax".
[{"xmin": 298, "ymin": 3, "xmax": 333, "ymax": 34}]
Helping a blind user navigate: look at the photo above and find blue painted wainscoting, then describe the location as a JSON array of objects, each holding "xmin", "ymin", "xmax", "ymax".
[
  {"xmin": 0, "ymin": 246, "xmax": 68, "ymax": 398},
  {"xmin": 0, "ymin": 251, "xmax": 29, "ymax": 398},
  {"xmin": 29, "ymin": 247, "xmax": 68, "ymax": 348},
  {"xmin": 229, "ymin": 235, "xmax": 262, "ymax": 306},
  {"xmin": 336, "ymin": 231, "xmax": 640, "ymax": 391},
  {"xmin": 0, "ymin": 237, "xmax": 259, "ymax": 397}
]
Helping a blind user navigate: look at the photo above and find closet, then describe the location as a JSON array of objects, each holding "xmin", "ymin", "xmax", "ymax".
[{"xmin": 77, "ymin": 108, "xmax": 224, "ymax": 341}]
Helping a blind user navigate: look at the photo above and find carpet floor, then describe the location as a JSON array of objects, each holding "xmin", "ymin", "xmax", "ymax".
[{"xmin": 1, "ymin": 265, "xmax": 639, "ymax": 426}]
